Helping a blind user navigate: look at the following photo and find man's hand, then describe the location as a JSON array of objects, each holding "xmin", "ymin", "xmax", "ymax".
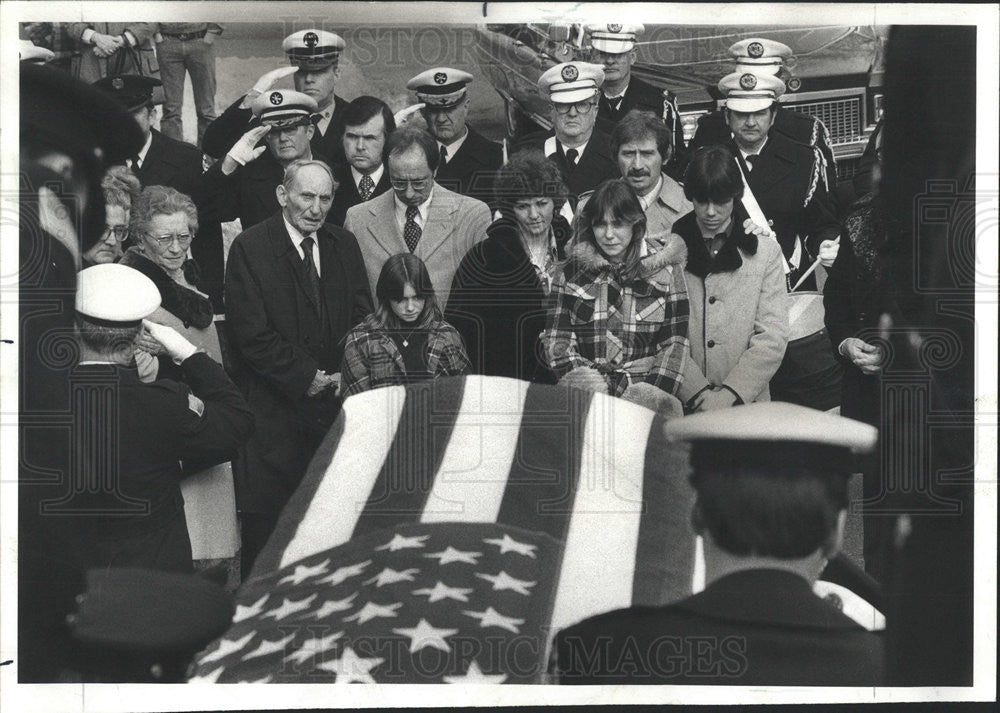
[
  {"xmin": 92, "ymin": 32, "xmax": 124, "ymax": 57},
  {"xmin": 818, "ymin": 239, "xmax": 840, "ymax": 267},
  {"xmin": 306, "ymin": 370, "xmax": 337, "ymax": 398},
  {"xmin": 241, "ymin": 66, "xmax": 299, "ymax": 107},
  {"xmin": 841, "ymin": 337, "xmax": 884, "ymax": 375},
  {"xmin": 692, "ymin": 386, "xmax": 737, "ymax": 412},
  {"xmin": 393, "ymin": 103, "xmax": 426, "ymax": 126},
  {"xmin": 135, "ymin": 327, "xmax": 165, "ymax": 357},
  {"xmin": 743, "ymin": 218, "xmax": 776, "ymax": 241},
  {"xmin": 222, "ymin": 125, "xmax": 269, "ymax": 174},
  {"xmin": 202, "ymin": 32, "xmax": 217, "ymax": 46},
  {"xmin": 142, "ymin": 320, "xmax": 198, "ymax": 363}
]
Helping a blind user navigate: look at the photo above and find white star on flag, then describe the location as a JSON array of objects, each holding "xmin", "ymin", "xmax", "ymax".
[
  {"xmin": 483, "ymin": 534, "xmax": 537, "ymax": 558},
  {"xmin": 343, "ymin": 600, "xmax": 403, "ymax": 625},
  {"xmin": 442, "ymin": 660, "xmax": 509, "ymax": 684},
  {"xmin": 242, "ymin": 632, "xmax": 295, "ymax": 661},
  {"xmin": 198, "ymin": 631, "xmax": 255, "ymax": 665},
  {"xmin": 392, "ymin": 618, "xmax": 459, "ymax": 654},
  {"xmin": 312, "ymin": 592, "xmax": 358, "ymax": 619},
  {"xmin": 375, "ymin": 533, "xmax": 430, "ymax": 551},
  {"xmin": 232, "ymin": 594, "xmax": 268, "ymax": 623},
  {"xmin": 187, "ymin": 666, "xmax": 224, "ymax": 684},
  {"xmin": 317, "ymin": 560, "xmax": 371, "ymax": 586},
  {"xmin": 423, "ymin": 546, "xmax": 482, "ymax": 565},
  {"xmin": 262, "ymin": 593, "xmax": 318, "ymax": 621},
  {"xmin": 363, "ymin": 567, "xmax": 420, "ymax": 587},
  {"xmin": 463, "ymin": 606, "xmax": 525, "ymax": 634},
  {"xmin": 317, "ymin": 646, "xmax": 385, "ymax": 683},
  {"xmin": 475, "ymin": 570, "xmax": 536, "ymax": 596},
  {"xmin": 279, "ymin": 559, "xmax": 330, "ymax": 586},
  {"xmin": 412, "ymin": 581, "xmax": 474, "ymax": 603},
  {"xmin": 284, "ymin": 631, "xmax": 343, "ymax": 664}
]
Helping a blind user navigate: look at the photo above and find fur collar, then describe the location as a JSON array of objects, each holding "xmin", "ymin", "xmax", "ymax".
[
  {"xmin": 120, "ymin": 248, "xmax": 214, "ymax": 330},
  {"xmin": 563, "ymin": 235, "xmax": 687, "ymax": 291},
  {"xmin": 673, "ymin": 205, "xmax": 758, "ymax": 279}
]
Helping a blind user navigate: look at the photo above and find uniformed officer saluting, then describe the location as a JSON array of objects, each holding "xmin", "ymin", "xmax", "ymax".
[
  {"xmin": 406, "ymin": 67, "xmax": 503, "ymax": 208},
  {"xmin": 556, "ymin": 402, "xmax": 884, "ymax": 686},
  {"xmin": 73, "ymin": 263, "xmax": 253, "ymax": 573},
  {"xmin": 202, "ymin": 29, "xmax": 348, "ymax": 162}
]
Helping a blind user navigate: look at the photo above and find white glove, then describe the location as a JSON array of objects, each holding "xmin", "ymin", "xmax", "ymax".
[
  {"xmin": 743, "ymin": 218, "xmax": 776, "ymax": 242},
  {"xmin": 225, "ymin": 125, "xmax": 270, "ymax": 169},
  {"xmin": 142, "ymin": 320, "xmax": 198, "ymax": 363},
  {"xmin": 393, "ymin": 103, "xmax": 426, "ymax": 126},
  {"xmin": 818, "ymin": 238, "xmax": 840, "ymax": 267},
  {"xmin": 241, "ymin": 66, "xmax": 299, "ymax": 107}
]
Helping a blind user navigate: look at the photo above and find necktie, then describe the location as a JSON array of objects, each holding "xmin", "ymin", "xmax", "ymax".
[
  {"xmin": 130, "ymin": 155, "xmax": 141, "ymax": 170},
  {"xmin": 403, "ymin": 205, "xmax": 422, "ymax": 252},
  {"xmin": 745, "ymin": 154, "xmax": 757, "ymax": 171},
  {"xmin": 300, "ymin": 236, "xmax": 322, "ymax": 307},
  {"xmin": 565, "ymin": 148, "xmax": 578, "ymax": 168},
  {"xmin": 439, "ymin": 145, "xmax": 449, "ymax": 165},
  {"xmin": 358, "ymin": 174, "xmax": 375, "ymax": 201}
]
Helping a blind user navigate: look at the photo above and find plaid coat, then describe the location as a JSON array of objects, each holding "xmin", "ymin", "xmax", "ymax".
[
  {"xmin": 340, "ymin": 321, "xmax": 471, "ymax": 398},
  {"xmin": 540, "ymin": 236, "xmax": 690, "ymax": 396}
]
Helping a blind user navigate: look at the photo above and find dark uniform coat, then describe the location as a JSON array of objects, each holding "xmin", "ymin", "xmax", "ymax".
[
  {"xmin": 515, "ymin": 129, "xmax": 618, "ymax": 203},
  {"xmin": 445, "ymin": 216, "xmax": 571, "ymax": 383},
  {"xmin": 327, "ymin": 163, "xmax": 391, "ymax": 228},
  {"xmin": 201, "ymin": 93, "xmax": 348, "ymax": 162},
  {"xmin": 75, "ymin": 354, "xmax": 254, "ymax": 574},
  {"xmin": 224, "ymin": 212, "xmax": 373, "ymax": 515},
  {"xmin": 555, "ymin": 568, "xmax": 884, "ymax": 685},
  {"xmin": 434, "ymin": 125, "xmax": 503, "ymax": 209},
  {"xmin": 135, "ymin": 129, "xmax": 226, "ymax": 313},
  {"xmin": 194, "ymin": 149, "xmax": 333, "ymax": 233}
]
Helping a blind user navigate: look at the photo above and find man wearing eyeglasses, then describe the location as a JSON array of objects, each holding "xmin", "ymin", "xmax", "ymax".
[
  {"xmin": 515, "ymin": 62, "xmax": 617, "ymax": 209},
  {"xmin": 344, "ymin": 125, "xmax": 491, "ymax": 311}
]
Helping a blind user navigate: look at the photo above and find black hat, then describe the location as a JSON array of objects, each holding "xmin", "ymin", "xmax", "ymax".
[
  {"xmin": 20, "ymin": 63, "xmax": 144, "ymax": 166},
  {"xmin": 92, "ymin": 74, "xmax": 163, "ymax": 113}
]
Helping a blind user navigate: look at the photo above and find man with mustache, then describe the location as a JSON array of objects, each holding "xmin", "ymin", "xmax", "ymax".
[{"xmin": 195, "ymin": 89, "xmax": 333, "ymax": 232}]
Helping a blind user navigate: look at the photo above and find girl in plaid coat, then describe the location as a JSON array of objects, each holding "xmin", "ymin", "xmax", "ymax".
[
  {"xmin": 541, "ymin": 179, "xmax": 690, "ymax": 411},
  {"xmin": 341, "ymin": 253, "xmax": 470, "ymax": 398}
]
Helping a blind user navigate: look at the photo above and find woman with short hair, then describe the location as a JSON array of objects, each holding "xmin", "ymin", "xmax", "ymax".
[
  {"xmin": 82, "ymin": 165, "xmax": 141, "ymax": 266},
  {"xmin": 672, "ymin": 144, "xmax": 789, "ymax": 412},
  {"xmin": 446, "ymin": 150, "xmax": 571, "ymax": 382},
  {"xmin": 540, "ymin": 178, "xmax": 689, "ymax": 410},
  {"xmin": 341, "ymin": 252, "xmax": 470, "ymax": 397}
]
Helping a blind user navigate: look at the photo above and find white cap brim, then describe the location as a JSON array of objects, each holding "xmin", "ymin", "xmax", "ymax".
[
  {"xmin": 725, "ymin": 96, "xmax": 775, "ymax": 113},
  {"xmin": 549, "ymin": 85, "xmax": 599, "ymax": 104},
  {"xmin": 591, "ymin": 38, "xmax": 635, "ymax": 54}
]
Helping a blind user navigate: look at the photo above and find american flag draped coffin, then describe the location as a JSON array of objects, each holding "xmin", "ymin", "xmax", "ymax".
[{"xmin": 189, "ymin": 376, "xmax": 697, "ymax": 683}]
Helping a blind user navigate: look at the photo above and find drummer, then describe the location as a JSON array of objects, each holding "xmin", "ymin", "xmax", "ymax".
[{"xmin": 672, "ymin": 144, "xmax": 789, "ymax": 412}]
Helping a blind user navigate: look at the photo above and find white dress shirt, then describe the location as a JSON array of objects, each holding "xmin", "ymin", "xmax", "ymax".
[
  {"xmin": 437, "ymin": 127, "xmax": 469, "ymax": 163},
  {"xmin": 129, "ymin": 132, "xmax": 154, "ymax": 170},
  {"xmin": 283, "ymin": 215, "xmax": 321, "ymax": 276},
  {"xmin": 393, "ymin": 189, "xmax": 434, "ymax": 235},
  {"xmin": 638, "ymin": 174, "xmax": 663, "ymax": 211},
  {"xmin": 351, "ymin": 163, "xmax": 384, "ymax": 193}
]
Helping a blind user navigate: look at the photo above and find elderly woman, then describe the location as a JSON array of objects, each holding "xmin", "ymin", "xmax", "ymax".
[
  {"xmin": 341, "ymin": 253, "xmax": 470, "ymax": 397},
  {"xmin": 672, "ymin": 145, "xmax": 789, "ymax": 412},
  {"xmin": 120, "ymin": 184, "xmax": 238, "ymax": 568},
  {"xmin": 446, "ymin": 150, "xmax": 572, "ymax": 382},
  {"xmin": 540, "ymin": 178, "xmax": 689, "ymax": 410},
  {"xmin": 82, "ymin": 165, "xmax": 141, "ymax": 267}
]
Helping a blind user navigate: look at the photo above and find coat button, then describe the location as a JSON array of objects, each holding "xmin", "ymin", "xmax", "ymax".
[
  {"xmin": 707, "ymin": 339, "xmax": 715, "ymax": 348},
  {"xmin": 708, "ymin": 296, "xmax": 717, "ymax": 304}
]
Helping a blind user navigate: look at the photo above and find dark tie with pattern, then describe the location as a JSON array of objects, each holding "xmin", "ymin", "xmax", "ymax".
[
  {"xmin": 565, "ymin": 148, "xmax": 579, "ymax": 168},
  {"xmin": 439, "ymin": 144, "xmax": 449, "ymax": 166},
  {"xmin": 403, "ymin": 205, "xmax": 422, "ymax": 252},
  {"xmin": 358, "ymin": 174, "xmax": 375, "ymax": 201},
  {"xmin": 300, "ymin": 236, "xmax": 321, "ymax": 308}
]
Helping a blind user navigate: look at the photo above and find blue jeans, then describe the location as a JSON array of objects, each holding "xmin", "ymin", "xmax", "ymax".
[{"xmin": 157, "ymin": 35, "xmax": 217, "ymax": 146}]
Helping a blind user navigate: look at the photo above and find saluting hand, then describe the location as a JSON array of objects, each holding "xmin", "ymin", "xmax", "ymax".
[
  {"xmin": 222, "ymin": 125, "xmax": 270, "ymax": 174},
  {"xmin": 241, "ymin": 66, "xmax": 300, "ymax": 107},
  {"xmin": 142, "ymin": 320, "xmax": 199, "ymax": 363}
]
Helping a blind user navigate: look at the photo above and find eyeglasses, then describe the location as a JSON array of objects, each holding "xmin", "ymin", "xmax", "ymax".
[
  {"xmin": 143, "ymin": 232, "xmax": 193, "ymax": 249},
  {"xmin": 389, "ymin": 177, "xmax": 432, "ymax": 191},
  {"xmin": 553, "ymin": 100, "xmax": 596, "ymax": 115},
  {"xmin": 103, "ymin": 225, "xmax": 128, "ymax": 242}
]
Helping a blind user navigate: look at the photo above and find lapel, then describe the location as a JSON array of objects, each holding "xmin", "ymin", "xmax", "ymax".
[
  {"xmin": 267, "ymin": 213, "xmax": 319, "ymax": 313},
  {"xmin": 415, "ymin": 186, "xmax": 458, "ymax": 261},
  {"xmin": 745, "ymin": 135, "xmax": 793, "ymax": 197},
  {"xmin": 365, "ymin": 190, "xmax": 407, "ymax": 258},
  {"xmin": 574, "ymin": 130, "xmax": 609, "ymax": 177},
  {"xmin": 316, "ymin": 227, "xmax": 343, "ymax": 310}
]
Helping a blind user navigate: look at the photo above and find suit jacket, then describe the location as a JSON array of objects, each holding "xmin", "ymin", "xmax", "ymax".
[
  {"xmin": 555, "ymin": 568, "xmax": 885, "ymax": 685},
  {"xmin": 224, "ymin": 212, "xmax": 373, "ymax": 514},
  {"xmin": 514, "ymin": 129, "xmax": 618, "ymax": 202},
  {"xmin": 201, "ymin": 93, "xmax": 348, "ymax": 162},
  {"xmin": 435, "ymin": 125, "xmax": 503, "ymax": 209},
  {"xmin": 136, "ymin": 130, "xmax": 226, "ymax": 313},
  {"xmin": 327, "ymin": 163, "xmax": 391, "ymax": 228},
  {"xmin": 343, "ymin": 184, "xmax": 492, "ymax": 312}
]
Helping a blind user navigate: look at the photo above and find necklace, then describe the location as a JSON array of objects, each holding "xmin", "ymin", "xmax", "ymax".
[{"xmin": 398, "ymin": 325, "xmax": 421, "ymax": 348}]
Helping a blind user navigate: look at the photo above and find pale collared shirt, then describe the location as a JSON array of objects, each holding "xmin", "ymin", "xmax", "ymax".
[
  {"xmin": 351, "ymin": 163, "xmax": 384, "ymax": 193},
  {"xmin": 437, "ymin": 126, "xmax": 470, "ymax": 163},
  {"xmin": 602, "ymin": 82, "xmax": 629, "ymax": 109},
  {"xmin": 637, "ymin": 174, "xmax": 664, "ymax": 211},
  {"xmin": 738, "ymin": 136, "xmax": 769, "ymax": 169},
  {"xmin": 315, "ymin": 103, "xmax": 336, "ymax": 137},
  {"xmin": 129, "ymin": 131, "xmax": 154, "ymax": 170},
  {"xmin": 393, "ymin": 188, "xmax": 434, "ymax": 235},
  {"xmin": 282, "ymin": 214, "xmax": 321, "ymax": 276},
  {"xmin": 543, "ymin": 135, "xmax": 589, "ymax": 166}
]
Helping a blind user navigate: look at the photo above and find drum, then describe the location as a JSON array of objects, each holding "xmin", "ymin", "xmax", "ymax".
[{"xmin": 769, "ymin": 291, "xmax": 843, "ymax": 411}]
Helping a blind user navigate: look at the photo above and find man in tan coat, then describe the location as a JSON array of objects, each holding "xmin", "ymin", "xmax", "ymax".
[{"xmin": 344, "ymin": 126, "xmax": 491, "ymax": 311}]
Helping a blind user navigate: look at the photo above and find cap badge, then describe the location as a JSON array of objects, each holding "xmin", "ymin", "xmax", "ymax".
[
  {"xmin": 303, "ymin": 32, "xmax": 319, "ymax": 49},
  {"xmin": 433, "ymin": 72, "xmax": 448, "ymax": 85},
  {"xmin": 739, "ymin": 73, "xmax": 758, "ymax": 90},
  {"xmin": 608, "ymin": 23, "xmax": 622, "ymax": 33},
  {"xmin": 561, "ymin": 64, "xmax": 579, "ymax": 82},
  {"xmin": 269, "ymin": 91, "xmax": 284, "ymax": 105},
  {"xmin": 787, "ymin": 77, "xmax": 802, "ymax": 92},
  {"xmin": 111, "ymin": 77, "xmax": 124, "ymax": 90},
  {"xmin": 747, "ymin": 41, "xmax": 765, "ymax": 58}
]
